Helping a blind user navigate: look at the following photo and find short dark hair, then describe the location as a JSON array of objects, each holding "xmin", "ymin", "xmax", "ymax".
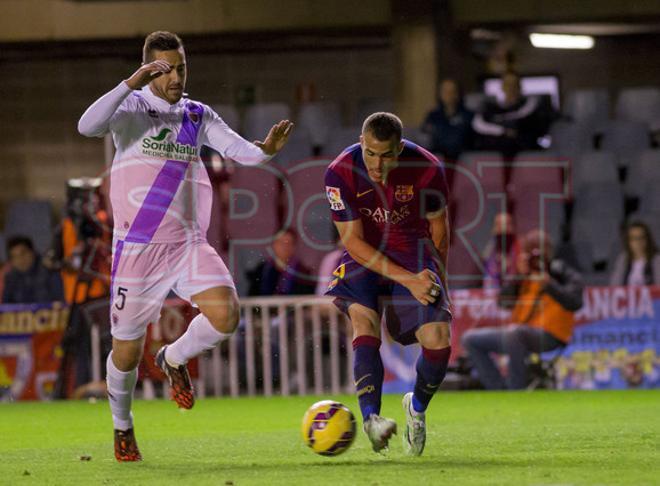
[
  {"xmin": 142, "ymin": 31, "xmax": 184, "ymax": 63},
  {"xmin": 7, "ymin": 235, "xmax": 34, "ymax": 255},
  {"xmin": 362, "ymin": 112, "xmax": 403, "ymax": 143}
]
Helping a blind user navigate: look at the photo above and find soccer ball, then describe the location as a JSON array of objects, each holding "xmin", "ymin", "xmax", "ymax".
[{"xmin": 301, "ymin": 400, "xmax": 356, "ymax": 456}]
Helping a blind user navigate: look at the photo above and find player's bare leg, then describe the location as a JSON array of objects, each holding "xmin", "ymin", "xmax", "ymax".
[
  {"xmin": 157, "ymin": 285, "xmax": 239, "ymax": 409},
  {"xmin": 348, "ymin": 303, "xmax": 397, "ymax": 453},
  {"xmin": 402, "ymin": 322, "xmax": 451, "ymax": 456},
  {"xmin": 108, "ymin": 336, "xmax": 145, "ymax": 461}
]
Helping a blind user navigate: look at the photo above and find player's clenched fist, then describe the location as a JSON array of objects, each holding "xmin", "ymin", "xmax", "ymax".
[
  {"xmin": 405, "ymin": 268, "xmax": 442, "ymax": 306},
  {"xmin": 124, "ymin": 60, "xmax": 173, "ymax": 90}
]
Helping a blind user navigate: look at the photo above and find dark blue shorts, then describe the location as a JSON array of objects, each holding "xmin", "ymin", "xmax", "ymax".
[{"xmin": 325, "ymin": 256, "xmax": 452, "ymax": 345}]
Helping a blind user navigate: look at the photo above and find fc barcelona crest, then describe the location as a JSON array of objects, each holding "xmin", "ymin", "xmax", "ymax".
[{"xmin": 395, "ymin": 185, "xmax": 414, "ymax": 203}]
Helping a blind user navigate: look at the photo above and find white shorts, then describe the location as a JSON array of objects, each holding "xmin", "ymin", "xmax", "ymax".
[{"xmin": 109, "ymin": 238, "xmax": 235, "ymax": 340}]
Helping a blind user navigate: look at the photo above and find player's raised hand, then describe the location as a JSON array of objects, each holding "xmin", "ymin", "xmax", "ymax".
[
  {"xmin": 406, "ymin": 269, "xmax": 442, "ymax": 306},
  {"xmin": 124, "ymin": 60, "xmax": 173, "ymax": 90},
  {"xmin": 254, "ymin": 120, "xmax": 294, "ymax": 155}
]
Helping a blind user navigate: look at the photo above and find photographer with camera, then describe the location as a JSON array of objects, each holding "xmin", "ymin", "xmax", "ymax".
[
  {"xmin": 462, "ymin": 230, "xmax": 583, "ymax": 390},
  {"xmin": 49, "ymin": 178, "xmax": 112, "ymax": 398},
  {"xmin": 48, "ymin": 178, "xmax": 112, "ymax": 304}
]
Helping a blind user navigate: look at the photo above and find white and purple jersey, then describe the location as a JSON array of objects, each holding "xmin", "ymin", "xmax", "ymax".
[{"xmin": 78, "ymin": 82, "xmax": 270, "ymax": 244}]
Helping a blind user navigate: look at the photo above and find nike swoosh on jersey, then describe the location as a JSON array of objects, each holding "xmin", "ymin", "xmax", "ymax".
[{"xmin": 357, "ymin": 189, "xmax": 374, "ymax": 198}]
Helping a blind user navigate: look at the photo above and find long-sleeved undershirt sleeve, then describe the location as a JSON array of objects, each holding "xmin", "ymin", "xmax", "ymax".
[
  {"xmin": 78, "ymin": 81, "xmax": 133, "ymax": 137},
  {"xmin": 201, "ymin": 108, "xmax": 271, "ymax": 166}
]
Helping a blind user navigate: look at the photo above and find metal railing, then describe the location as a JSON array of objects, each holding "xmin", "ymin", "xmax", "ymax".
[{"xmin": 92, "ymin": 296, "xmax": 355, "ymax": 398}]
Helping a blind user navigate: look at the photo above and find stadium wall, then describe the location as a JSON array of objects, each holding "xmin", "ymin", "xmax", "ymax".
[
  {"xmin": 0, "ymin": 45, "xmax": 394, "ymax": 220},
  {"xmin": 0, "ymin": 0, "xmax": 391, "ymax": 42}
]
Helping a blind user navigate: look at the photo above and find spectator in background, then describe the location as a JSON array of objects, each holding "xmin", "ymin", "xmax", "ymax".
[
  {"xmin": 610, "ymin": 221, "xmax": 660, "ymax": 286},
  {"xmin": 247, "ymin": 229, "xmax": 315, "ymax": 296},
  {"xmin": 2, "ymin": 236, "xmax": 64, "ymax": 304},
  {"xmin": 421, "ymin": 78, "xmax": 474, "ymax": 164},
  {"xmin": 462, "ymin": 230, "xmax": 583, "ymax": 390},
  {"xmin": 473, "ymin": 71, "xmax": 557, "ymax": 159},
  {"xmin": 482, "ymin": 212, "xmax": 520, "ymax": 290}
]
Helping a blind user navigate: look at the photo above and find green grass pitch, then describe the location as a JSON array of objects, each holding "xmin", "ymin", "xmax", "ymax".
[{"xmin": 0, "ymin": 390, "xmax": 658, "ymax": 485}]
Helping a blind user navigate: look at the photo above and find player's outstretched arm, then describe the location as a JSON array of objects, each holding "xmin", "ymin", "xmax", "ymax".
[
  {"xmin": 203, "ymin": 115, "xmax": 293, "ymax": 166},
  {"xmin": 78, "ymin": 60, "xmax": 172, "ymax": 137},
  {"xmin": 334, "ymin": 219, "xmax": 441, "ymax": 306}
]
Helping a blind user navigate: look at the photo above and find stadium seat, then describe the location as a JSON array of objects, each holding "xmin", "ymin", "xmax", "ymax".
[
  {"xmin": 509, "ymin": 151, "xmax": 564, "ymax": 193},
  {"xmin": 447, "ymin": 209, "xmax": 494, "ymax": 290},
  {"xmin": 572, "ymin": 151, "xmax": 619, "ymax": 191},
  {"xmin": 511, "ymin": 188, "xmax": 565, "ymax": 243},
  {"xmin": 243, "ymin": 103, "xmax": 292, "ymax": 143},
  {"xmin": 571, "ymin": 217, "xmax": 621, "ymax": 268},
  {"xmin": 600, "ymin": 120, "xmax": 650, "ymax": 168},
  {"xmin": 210, "ymin": 104, "xmax": 241, "ymax": 133},
  {"xmin": 624, "ymin": 149, "xmax": 660, "ymax": 198},
  {"xmin": 568, "ymin": 240, "xmax": 595, "ymax": 273},
  {"xmin": 284, "ymin": 159, "xmax": 335, "ymax": 273},
  {"xmin": 454, "ymin": 151, "xmax": 505, "ymax": 192},
  {"xmin": 638, "ymin": 180, "xmax": 660, "ymax": 213},
  {"xmin": 508, "ymin": 151, "xmax": 567, "ymax": 242},
  {"xmin": 297, "ymin": 101, "xmax": 342, "ymax": 149},
  {"xmin": 615, "ymin": 87, "xmax": 660, "ymax": 125},
  {"xmin": 571, "ymin": 182, "xmax": 624, "ymax": 263},
  {"xmin": 4, "ymin": 199, "xmax": 53, "ymax": 256},
  {"xmin": 322, "ymin": 126, "xmax": 361, "ymax": 159},
  {"xmin": 272, "ymin": 126, "xmax": 314, "ymax": 170},
  {"xmin": 583, "ymin": 271, "xmax": 610, "ymax": 286},
  {"xmin": 549, "ymin": 120, "xmax": 594, "ymax": 159},
  {"xmin": 355, "ymin": 98, "xmax": 394, "ymax": 126},
  {"xmin": 225, "ymin": 164, "xmax": 281, "ymax": 295},
  {"xmin": 563, "ymin": 88, "xmax": 610, "ymax": 128},
  {"xmin": 463, "ymin": 92, "xmax": 494, "ymax": 114},
  {"xmin": 226, "ymin": 164, "xmax": 281, "ymax": 240},
  {"xmin": 450, "ymin": 151, "xmax": 505, "ymax": 282},
  {"xmin": 572, "ymin": 181, "xmax": 624, "ymax": 220}
]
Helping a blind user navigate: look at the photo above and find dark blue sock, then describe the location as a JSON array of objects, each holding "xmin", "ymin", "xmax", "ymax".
[
  {"xmin": 353, "ymin": 335, "xmax": 384, "ymax": 421},
  {"xmin": 412, "ymin": 347, "xmax": 451, "ymax": 413}
]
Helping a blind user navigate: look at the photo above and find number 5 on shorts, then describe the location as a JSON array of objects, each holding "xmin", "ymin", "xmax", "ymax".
[{"xmin": 115, "ymin": 286, "xmax": 128, "ymax": 310}]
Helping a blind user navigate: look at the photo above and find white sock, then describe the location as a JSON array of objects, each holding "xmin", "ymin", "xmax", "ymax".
[
  {"xmin": 106, "ymin": 351, "xmax": 137, "ymax": 431},
  {"xmin": 165, "ymin": 313, "xmax": 232, "ymax": 366}
]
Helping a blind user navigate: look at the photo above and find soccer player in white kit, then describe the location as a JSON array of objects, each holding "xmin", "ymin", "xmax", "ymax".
[{"xmin": 78, "ymin": 31, "xmax": 293, "ymax": 461}]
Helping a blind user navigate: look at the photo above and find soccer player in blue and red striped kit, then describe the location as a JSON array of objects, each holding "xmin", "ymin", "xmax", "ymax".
[{"xmin": 324, "ymin": 112, "xmax": 452, "ymax": 455}]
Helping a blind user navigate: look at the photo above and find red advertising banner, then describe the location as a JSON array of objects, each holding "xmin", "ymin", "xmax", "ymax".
[
  {"xmin": 382, "ymin": 285, "xmax": 660, "ymax": 391},
  {"xmin": 0, "ymin": 302, "xmax": 69, "ymax": 400},
  {"xmin": 0, "ymin": 299, "xmax": 198, "ymax": 401}
]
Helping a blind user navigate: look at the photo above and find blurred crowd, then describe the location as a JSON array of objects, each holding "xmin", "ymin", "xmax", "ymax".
[
  {"xmin": 1, "ymin": 70, "xmax": 659, "ymax": 394},
  {"xmin": 4, "ymin": 71, "xmax": 659, "ymax": 305}
]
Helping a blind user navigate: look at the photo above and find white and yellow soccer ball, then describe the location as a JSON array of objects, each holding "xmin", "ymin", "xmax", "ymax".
[{"xmin": 301, "ymin": 400, "xmax": 356, "ymax": 456}]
